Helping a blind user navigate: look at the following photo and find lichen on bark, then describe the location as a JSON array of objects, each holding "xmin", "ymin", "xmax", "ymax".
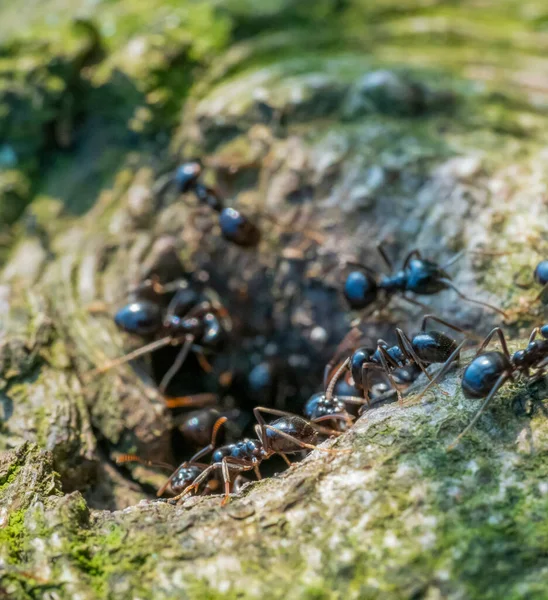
[{"xmin": 1, "ymin": 1, "xmax": 548, "ymax": 598}]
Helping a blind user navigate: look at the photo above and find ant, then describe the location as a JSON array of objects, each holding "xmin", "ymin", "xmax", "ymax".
[
  {"xmin": 349, "ymin": 315, "xmax": 468, "ymax": 405},
  {"xmin": 158, "ymin": 160, "xmax": 261, "ymax": 247},
  {"xmin": 117, "ymin": 417, "xmax": 236, "ymax": 498},
  {"xmin": 89, "ymin": 280, "xmax": 231, "ymax": 394},
  {"xmin": 342, "ymin": 242, "xmax": 506, "ymax": 317},
  {"xmin": 447, "ymin": 324, "xmax": 548, "ymax": 449},
  {"xmin": 159, "ymin": 160, "xmax": 323, "ymax": 250},
  {"xmin": 169, "ymin": 407, "xmax": 349, "ymax": 506}
]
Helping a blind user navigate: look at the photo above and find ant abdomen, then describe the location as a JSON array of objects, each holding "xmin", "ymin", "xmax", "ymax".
[
  {"xmin": 412, "ymin": 331, "xmax": 458, "ymax": 363},
  {"xmin": 114, "ymin": 300, "xmax": 163, "ymax": 336},
  {"xmin": 343, "ymin": 271, "xmax": 378, "ymax": 309},
  {"xmin": 265, "ymin": 416, "xmax": 317, "ymax": 453},
  {"xmin": 219, "ymin": 207, "xmax": 261, "ymax": 247},
  {"xmin": 534, "ymin": 261, "xmax": 548, "ymax": 285},
  {"xmin": 461, "ymin": 351, "xmax": 510, "ymax": 399}
]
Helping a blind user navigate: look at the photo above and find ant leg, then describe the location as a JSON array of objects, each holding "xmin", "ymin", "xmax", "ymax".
[
  {"xmin": 442, "ymin": 250, "xmax": 466, "ymax": 270},
  {"xmin": 376, "ymin": 240, "xmax": 393, "ymax": 272},
  {"xmin": 394, "ymin": 330, "xmax": 434, "ymax": 382},
  {"xmin": 279, "ymin": 453, "xmax": 292, "ymax": 467},
  {"xmin": 402, "ymin": 249, "xmax": 423, "ymax": 270},
  {"xmin": 158, "ymin": 336, "xmax": 194, "ymax": 394},
  {"xmin": 409, "ymin": 339, "xmax": 467, "ymax": 403},
  {"xmin": 87, "ymin": 335, "xmax": 176, "ymax": 377},
  {"xmin": 438, "ymin": 278, "xmax": 507, "ymax": 317},
  {"xmin": 116, "ymin": 454, "xmax": 174, "ymax": 471},
  {"xmin": 325, "ymin": 357, "xmax": 351, "ymax": 399},
  {"xmin": 360, "ymin": 362, "xmax": 386, "ymax": 406},
  {"xmin": 254, "ymin": 466, "xmax": 262, "ymax": 480},
  {"xmin": 324, "ymin": 328, "xmax": 363, "ymax": 388},
  {"xmin": 196, "ymin": 351, "xmax": 213, "ymax": 373},
  {"xmin": 262, "ymin": 425, "xmax": 350, "ymax": 454},
  {"xmin": 528, "ymin": 327, "xmax": 541, "ymax": 344},
  {"xmin": 375, "ymin": 349, "xmax": 404, "ymax": 405},
  {"xmin": 399, "ymin": 294, "xmax": 432, "ymax": 312},
  {"xmin": 420, "ymin": 314, "xmax": 465, "ymax": 334},
  {"xmin": 447, "ymin": 373, "xmax": 511, "ymax": 450},
  {"xmin": 313, "ymin": 414, "xmax": 355, "ymax": 432},
  {"xmin": 419, "ymin": 314, "xmax": 482, "ymax": 344},
  {"xmin": 342, "ymin": 260, "xmax": 379, "ymax": 279},
  {"xmin": 474, "ymin": 327, "xmax": 511, "ymax": 361},
  {"xmin": 187, "ymin": 417, "xmax": 228, "ymax": 464},
  {"xmin": 165, "ymin": 393, "xmax": 218, "ymax": 409},
  {"xmin": 220, "ymin": 457, "xmax": 255, "ymax": 506}
]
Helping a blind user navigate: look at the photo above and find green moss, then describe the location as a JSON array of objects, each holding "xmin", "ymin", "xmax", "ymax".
[
  {"xmin": 0, "ymin": 464, "xmax": 21, "ymax": 491},
  {"xmin": 0, "ymin": 510, "xmax": 29, "ymax": 564}
]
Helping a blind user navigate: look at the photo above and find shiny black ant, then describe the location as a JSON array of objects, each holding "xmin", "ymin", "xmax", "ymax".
[
  {"xmin": 169, "ymin": 407, "xmax": 349, "ymax": 505},
  {"xmin": 117, "ymin": 416, "xmax": 233, "ymax": 497},
  {"xmin": 157, "ymin": 160, "xmax": 261, "ymax": 247},
  {"xmin": 90, "ymin": 281, "xmax": 231, "ymax": 394},
  {"xmin": 348, "ymin": 315, "xmax": 468, "ymax": 406},
  {"xmin": 159, "ymin": 160, "xmax": 324, "ymax": 250},
  {"xmin": 342, "ymin": 242, "xmax": 506, "ymax": 317},
  {"xmin": 447, "ymin": 324, "xmax": 548, "ymax": 449}
]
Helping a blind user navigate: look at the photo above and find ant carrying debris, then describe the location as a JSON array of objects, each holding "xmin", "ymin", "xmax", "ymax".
[
  {"xmin": 342, "ymin": 242, "xmax": 506, "ymax": 317},
  {"xmin": 447, "ymin": 324, "xmax": 548, "ymax": 449}
]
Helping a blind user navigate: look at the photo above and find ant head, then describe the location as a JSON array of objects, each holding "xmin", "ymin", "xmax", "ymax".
[
  {"xmin": 512, "ymin": 349, "xmax": 527, "ymax": 369},
  {"xmin": 303, "ymin": 392, "xmax": 345, "ymax": 421},
  {"xmin": 343, "ymin": 271, "xmax": 378, "ymax": 309},
  {"xmin": 171, "ymin": 464, "xmax": 204, "ymax": 494},
  {"xmin": 534, "ymin": 261, "xmax": 548, "ymax": 286},
  {"xmin": 114, "ymin": 300, "xmax": 162, "ymax": 336},
  {"xmin": 219, "ymin": 207, "xmax": 261, "ymax": 247},
  {"xmin": 174, "ymin": 161, "xmax": 202, "ymax": 193}
]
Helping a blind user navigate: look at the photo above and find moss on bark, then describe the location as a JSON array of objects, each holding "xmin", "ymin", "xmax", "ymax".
[{"xmin": 0, "ymin": 0, "xmax": 547, "ymax": 598}]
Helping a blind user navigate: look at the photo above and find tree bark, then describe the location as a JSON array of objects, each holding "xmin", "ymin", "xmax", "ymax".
[{"xmin": 0, "ymin": 1, "xmax": 547, "ymax": 598}]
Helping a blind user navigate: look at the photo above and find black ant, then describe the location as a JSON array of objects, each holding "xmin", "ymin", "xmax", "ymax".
[
  {"xmin": 348, "ymin": 315, "xmax": 468, "ymax": 406},
  {"xmin": 117, "ymin": 416, "xmax": 233, "ymax": 497},
  {"xmin": 447, "ymin": 324, "xmax": 548, "ymax": 449},
  {"xmin": 160, "ymin": 160, "xmax": 324, "ymax": 250},
  {"xmin": 89, "ymin": 281, "xmax": 231, "ymax": 394},
  {"xmin": 169, "ymin": 407, "xmax": 349, "ymax": 506},
  {"xmin": 158, "ymin": 160, "xmax": 261, "ymax": 247},
  {"xmin": 342, "ymin": 242, "xmax": 506, "ymax": 317}
]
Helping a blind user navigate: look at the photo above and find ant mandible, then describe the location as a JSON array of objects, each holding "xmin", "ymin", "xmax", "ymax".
[
  {"xmin": 447, "ymin": 324, "xmax": 548, "ymax": 449},
  {"xmin": 169, "ymin": 407, "xmax": 349, "ymax": 506},
  {"xmin": 343, "ymin": 242, "xmax": 506, "ymax": 317}
]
